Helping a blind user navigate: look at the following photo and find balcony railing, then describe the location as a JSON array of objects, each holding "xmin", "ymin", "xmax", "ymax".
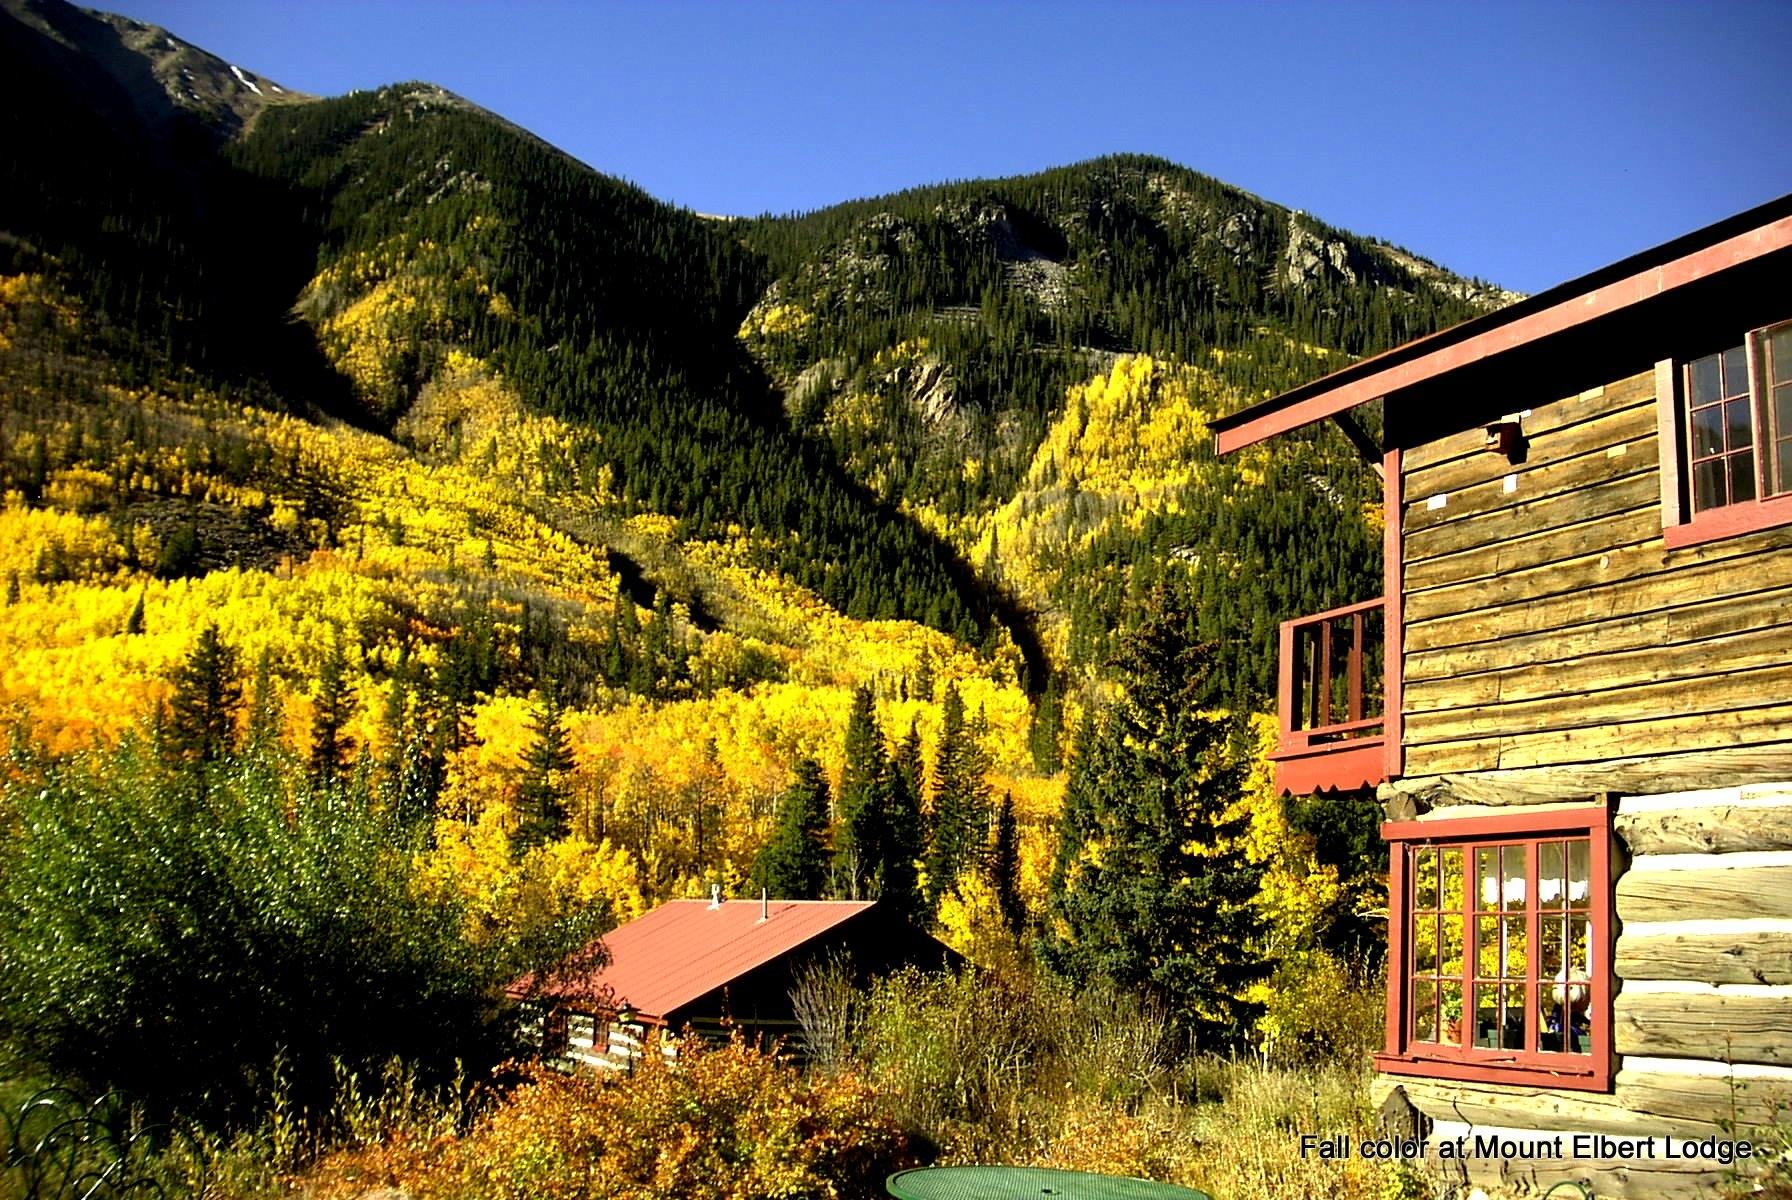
[{"xmin": 1272, "ymin": 597, "xmax": 1389, "ymax": 796}]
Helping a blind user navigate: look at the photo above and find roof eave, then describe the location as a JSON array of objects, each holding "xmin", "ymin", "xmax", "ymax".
[{"xmin": 1212, "ymin": 195, "xmax": 1792, "ymax": 456}]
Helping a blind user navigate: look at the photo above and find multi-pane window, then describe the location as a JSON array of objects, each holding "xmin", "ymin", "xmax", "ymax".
[
  {"xmin": 1764, "ymin": 323, "xmax": 1792, "ymax": 499},
  {"xmin": 1679, "ymin": 319, "xmax": 1792, "ymax": 517},
  {"xmin": 1380, "ymin": 808, "xmax": 1610, "ymax": 1091},
  {"xmin": 1685, "ymin": 344, "xmax": 1755, "ymax": 512}
]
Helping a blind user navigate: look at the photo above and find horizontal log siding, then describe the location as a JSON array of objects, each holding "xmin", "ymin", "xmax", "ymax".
[
  {"xmin": 1382, "ymin": 1066, "xmax": 1788, "ymax": 1200},
  {"xmin": 1399, "ymin": 369, "xmax": 1792, "ymax": 778}
]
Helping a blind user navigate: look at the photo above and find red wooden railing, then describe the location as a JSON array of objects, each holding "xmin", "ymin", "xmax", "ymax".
[{"xmin": 1273, "ymin": 597, "xmax": 1389, "ymax": 795}]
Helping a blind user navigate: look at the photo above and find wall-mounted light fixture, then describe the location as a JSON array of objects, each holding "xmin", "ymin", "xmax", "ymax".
[{"xmin": 1484, "ymin": 417, "xmax": 1527, "ymax": 462}]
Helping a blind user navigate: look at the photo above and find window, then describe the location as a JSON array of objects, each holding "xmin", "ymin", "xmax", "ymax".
[
  {"xmin": 1658, "ymin": 319, "xmax": 1792, "ymax": 547},
  {"xmin": 1377, "ymin": 805, "xmax": 1612, "ymax": 1091}
]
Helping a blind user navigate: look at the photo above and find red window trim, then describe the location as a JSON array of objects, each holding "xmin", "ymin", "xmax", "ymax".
[
  {"xmin": 1658, "ymin": 321, "xmax": 1792, "ymax": 548},
  {"xmin": 1376, "ymin": 804, "xmax": 1613, "ymax": 1092}
]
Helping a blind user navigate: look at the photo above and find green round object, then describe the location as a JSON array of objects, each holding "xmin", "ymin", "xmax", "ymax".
[{"xmin": 885, "ymin": 1165, "xmax": 1212, "ymax": 1200}]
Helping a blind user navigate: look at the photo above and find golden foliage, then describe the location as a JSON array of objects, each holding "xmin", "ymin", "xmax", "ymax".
[{"xmin": 304, "ymin": 1039, "xmax": 911, "ymax": 1200}]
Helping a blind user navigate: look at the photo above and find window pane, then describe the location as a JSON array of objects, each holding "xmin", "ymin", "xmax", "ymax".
[
  {"xmin": 1412, "ymin": 981, "xmax": 1437, "ymax": 1043},
  {"xmin": 1502, "ymin": 844, "xmax": 1526, "ymax": 911},
  {"xmin": 1690, "ymin": 353, "xmax": 1722, "ymax": 405},
  {"xmin": 1571, "ymin": 915, "xmax": 1592, "ymax": 977},
  {"xmin": 1693, "ymin": 458, "xmax": 1725, "ymax": 511},
  {"xmin": 1727, "ymin": 398, "xmax": 1755, "ymax": 451},
  {"xmin": 1502, "ymin": 984, "xmax": 1530, "ymax": 1050},
  {"xmin": 1774, "ymin": 326, "xmax": 1792, "ymax": 385},
  {"xmin": 1441, "ymin": 980, "xmax": 1463, "ymax": 1044},
  {"xmin": 1416, "ymin": 913, "xmax": 1438, "ymax": 972},
  {"xmin": 1779, "ymin": 382, "xmax": 1792, "ymax": 438},
  {"xmin": 1540, "ymin": 841, "xmax": 1564, "ymax": 908},
  {"xmin": 1475, "ymin": 983, "xmax": 1525, "ymax": 1050},
  {"xmin": 1474, "ymin": 981, "xmax": 1499, "ymax": 1049},
  {"xmin": 1415, "ymin": 847, "xmax": 1437, "ymax": 910},
  {"xmin": 1732, "ymin": 451, "xmax": 1758, "ymax": 503},
  {"xmin": 1441, "ymin": 848, "xmax": 1464, "ymax": 911},
  {"xmin": 1723, "ymin": 346, "xmax": 1749, "ymax": 396},
  {"xmin": 1442, "ymin": 914, "xmax": 1464, "ymax": 975},
  {"xmin": 1542, "ymin": 914, "xmax": 1565, "ymax": 977},
  {"xmin": 1567, "ymin": 840, "xmax": 1590, "ymax": 906},
  {"xmin": 1537, "ymin": 984, "xmax": 1564, "ymax": 1053},
  {"xmin": 1476, "ymin": 847, "xmax": 1498, "ymax": 911},
  {"xmin": 1502, "ymin": 917, "xmax": 1528, "ymax": 978},
  {"xmin": 1692, "ymin": 404, "xmax": 1724, "ymax": 457},
  {"xmin": 1778, "ymin": 438, "xmax": 1792, "ymax": 498},
  {"xmin": 1477, "ymin": 915, "xmax": 1500, "ymax": 978},
  {"xmin": 1544, "ymin": 976, "xmax": 1591, "ymax": 1055}
]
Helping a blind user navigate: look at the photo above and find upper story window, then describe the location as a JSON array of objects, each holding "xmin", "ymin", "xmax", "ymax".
[
  {"xmin": 1376, "ymin": 806, "xmax": 1612, "ymax": 1091},
  {"xmin": 1660, "ymin": 319, "xmax": 1792, "ymax": 547}
]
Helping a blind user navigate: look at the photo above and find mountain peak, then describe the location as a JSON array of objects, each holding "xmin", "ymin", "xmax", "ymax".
[{"xmin": 2, "ymin": 0, "xmax": 310, "ymax": 139}]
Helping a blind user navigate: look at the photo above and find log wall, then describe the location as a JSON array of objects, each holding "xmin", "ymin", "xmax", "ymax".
[
  {"xmin": 1394, "ymin": 369, "xmax": 1792, "ymax": 780},
  {"xmin": 1376, "ymin": 784, "xmax": 1792, "ymax": 1199}
]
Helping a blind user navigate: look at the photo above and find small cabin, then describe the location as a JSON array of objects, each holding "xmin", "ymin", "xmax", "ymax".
[
  {"xmin": 1212, "ymin": 194, "xmax": 1792, "ymax": 1199},
  {"xmin": 514, "ymin": 896, "xmax": 954, "ymax": 1070}
]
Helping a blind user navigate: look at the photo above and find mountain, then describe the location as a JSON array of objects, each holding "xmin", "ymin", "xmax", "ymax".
[
  {"xmin": 0, "ymin": 1, "xmax": 1513, "ymax": 911},
  {"xmin": 734, "ymin": 159, "xmax": 1516, "ymax": 693}
]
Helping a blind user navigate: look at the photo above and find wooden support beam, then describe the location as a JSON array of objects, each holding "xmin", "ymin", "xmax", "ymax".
[{"xmin": 1329, "ymin": 411, "xmax": 1385, "ymax": 476}]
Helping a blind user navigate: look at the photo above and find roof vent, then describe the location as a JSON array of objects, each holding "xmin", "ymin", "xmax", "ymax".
[
  {"xmin": 708, "ymin": 884, "xmax": 722, "ymax": 910},
  {"xmin": 759, "ymin": 888, "xmax": 769, "ymax": 923}
]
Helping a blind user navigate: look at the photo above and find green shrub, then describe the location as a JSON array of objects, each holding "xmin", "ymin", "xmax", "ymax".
[{"xmin": 0, "ymin": 738, "xmax": 594, "ymax": 1126}]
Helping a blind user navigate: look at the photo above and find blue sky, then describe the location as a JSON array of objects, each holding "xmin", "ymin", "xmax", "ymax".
[{"xmin": 111, "ymin": 0, "xmax": 1790, "ymax": 295}]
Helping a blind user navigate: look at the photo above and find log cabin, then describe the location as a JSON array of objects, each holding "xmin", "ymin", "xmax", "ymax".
[
  {"xmin": 512, "ymin": 894, "xmax": 954, "ymax": 1071},
  {"xmin": 1210, "ymin": 194, "xmax": 1792, "ymax": 1200}
]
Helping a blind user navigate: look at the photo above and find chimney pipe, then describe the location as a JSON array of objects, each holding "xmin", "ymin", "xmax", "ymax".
[
  {"xmin": 759, "ymin": 888, "xmax": 769, "ymax": 922},
  {"xmin": 708, "ymin": 884, "xmax": 721, "ymax": 910}
]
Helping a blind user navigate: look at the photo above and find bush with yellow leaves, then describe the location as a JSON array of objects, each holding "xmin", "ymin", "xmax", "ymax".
[{"xmin": 306, "ymin": 1036, "xmax": 913, "ymax": 1200}]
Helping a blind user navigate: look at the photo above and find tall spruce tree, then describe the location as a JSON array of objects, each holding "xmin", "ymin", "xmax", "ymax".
[
  {"xmin": 165, "ymin": 624, "xmax": 241, "ymax": 768},
  {"xmin": 989, "ymin": 789, "xmax": 1024, "ymax": 935},
  {"xmin": 924, "ymin": 682, "xmax": 990, "ymax": 905},
  {"xmin": 879, "ymin": 744, "xmax": 925, "ymax": 923},
  {"xmin": 1041, "ymin": 592, "xmax": 1266, "ymax": 1048},
  {"xmin": 751, "ymin": 758, "xmax": 831, "ymax": 899},
  {"xmin": 833, "ymin": 686, "xmax": 886, "ymax": 901},
  {"xmin": 309, "ymin": 634, "xmax": 352, "ymax": 787},
  {"xmin": 831, "ymin": 687, "xmax": 924, "ymax": 916},
  {"xmin": 514, "ymin": 683, "xmax": 574, "ymax": 855},
  {"xmin": 1029, "ymin": 676, "xmax": 1064, "ymax": 773}
]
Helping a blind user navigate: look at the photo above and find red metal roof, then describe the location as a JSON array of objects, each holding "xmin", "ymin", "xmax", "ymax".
[
  {"xmin": 1210, "ymin": 191, "xmax": 1792, "ymax": 454},
  {"xmin": 530, "ymin": 899, "xmax": 876, "ymax": 1021}
]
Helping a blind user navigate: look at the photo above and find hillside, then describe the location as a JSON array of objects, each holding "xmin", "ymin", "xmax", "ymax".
[
  {"xmin": 739, "ymin": 158, "xmax": 1515, "ymax": 691},
  {"xmin": 0, "ymin": 0, "xmax": 1512, "ymax": 918}
]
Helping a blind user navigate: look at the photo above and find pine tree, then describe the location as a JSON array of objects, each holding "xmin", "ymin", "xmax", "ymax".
[
  {"xmin": 1041, "ymin": 591, "xmax": 1266, "ymax": 1048},
  {"xmin": 989, "ymin": 789, "xmax": 1024, "ymax": 935},
  {"xmin": 165, "ymin": 624, "xmax": 241, "ymax": 768},
  {"xmin": 751, "ymin": 758, "xmax": 831, "ymax": 899},
  {"xmin": 879, "ymin": 743, "xmax": 925, "ymax": 923},
  {"xmin": 246, "ymin": 649, "xmax": 282, "ymax": 753},
  {"xmin": 124, "ymin": 590, "xmax": 145, "ymax": 636},
  {"xmin": 513, "ymin": 683, "xmax": 574, "ymax": 855},
  {"xmin": 1029, "ymin": 676, "xmax": 1063, "ymax": 773},
  {"xmin": 894, "ymin": 717, "xmax": 925, "ymax": 839},
  {"xmin": 833, "ymin": 686, "xmax": 886, "ymax": 900},
  {"xmin": 309, "ymin": 634, "xmax": 353, "ymax": 787},
  {"xmin": 925, "ymin": 682, "xmax": 990, "ymax": 905}
]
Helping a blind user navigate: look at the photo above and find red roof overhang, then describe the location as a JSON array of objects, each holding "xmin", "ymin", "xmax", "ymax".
[
  {"xmin": 1210, "ymin": 193, "xmax": 1792, "ymax": 455},
  {"xmin": 507, "ymin": 899, "xmax": 880, "ymax": 1020}
]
